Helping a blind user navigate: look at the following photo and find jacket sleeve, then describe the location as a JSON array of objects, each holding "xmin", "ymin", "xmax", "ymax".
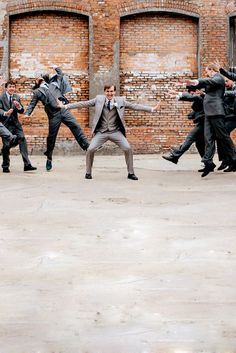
[
  {"xmin": 179, "ymin": 93, "xmax": 202, "ymax": 102},
  {"xmin": 220, "ymin": 68, "xmax": 236, "ymax": 81},
  {"xmin": 25, "ymin": 91, "xmax": 40, "ymax": 116},
  {"xmin": 192, "ymin": 75, "xmax": 223, "ymax": 89},
  {"xmin": 123, "ymin": 99, "xmax": 152, "ymax": 112},
  {"xmin": 66, "ymin": 98, "xmax": 96, "ymax": 110},
  {"xmin": 0, "ymin": 97, "xmax": 5, "ymax": 118}
]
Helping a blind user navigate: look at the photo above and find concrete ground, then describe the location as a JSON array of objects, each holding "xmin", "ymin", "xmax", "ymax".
[{"xmin": 0, "ymin": 154, "xmax": 236, "ymax": 353}]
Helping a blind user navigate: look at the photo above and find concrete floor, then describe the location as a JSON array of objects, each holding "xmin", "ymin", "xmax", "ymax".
[{"xmin": 0, "ymin": 154, "xmax": 236, "ymax": 353}]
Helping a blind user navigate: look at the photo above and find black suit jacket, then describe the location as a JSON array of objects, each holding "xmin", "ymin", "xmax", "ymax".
[
  {"xmin": 179, "ymin": 93, "xmax": 205, "ymax": 124},
  {"xmin": 0, "ymin": 92, "xmax": 24, "ymax": 127}
]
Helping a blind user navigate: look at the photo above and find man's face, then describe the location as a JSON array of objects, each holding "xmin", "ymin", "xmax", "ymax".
[
  {"xmin": 225, "ymin": 78, "xmax": 234, "ymax": 89},
  {"xmin": 6, "ymin": 84, "xmax": 16, "ymax": 95},
  {"xmin": 104, "ymin": 86, "xmax": 116, "ymax": 100},
  {"xmin": 205, "ymin": 67, "xmax": 215, "ymax": 77}
]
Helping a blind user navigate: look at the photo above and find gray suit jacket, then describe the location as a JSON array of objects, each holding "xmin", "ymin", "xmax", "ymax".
[
  {"xmin": 66, "ymin": 95, "xmax": 153, "ymax": 135},
  {"xmin": 188, "ymin": 73, "xmax": 225, "ymax": 117},
  {"xmin": 0, "ymin": 92, "xmax": 24, "ymax": 127}
]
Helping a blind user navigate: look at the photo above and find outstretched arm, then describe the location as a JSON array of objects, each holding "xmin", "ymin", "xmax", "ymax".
[
  {"xmin": 124, "ymin": 99, "xmax": 160, "ymax": 112},
  {"xmin": 25, "ymin": 91, "xmax": 40, "ymax": 116},
  {"xmin": 58, "ymin": 98, "xmax": 96, "ymax": 110}
]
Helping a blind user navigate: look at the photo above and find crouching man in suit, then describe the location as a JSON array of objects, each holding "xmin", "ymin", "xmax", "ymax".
[
  {"xmin": 58, "ymin": 84, "xmax": 160, "ymax": 180},
  {"xmin": 0, "ymin": 80, "xmax": 37, "ymax": 173}
]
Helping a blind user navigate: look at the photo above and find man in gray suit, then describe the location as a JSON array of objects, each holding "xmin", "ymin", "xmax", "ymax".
[
  {"xmin": 25, "ymin": 66, "xmax": 89, "ymax": 171},
  {"xmin": 0, "ymin": 80, "xmax": 36, "ymax": 173},
  {"xmin": 59, "ymin": 84, "xmax": 160, "ymax": 180},
  {"xmin": 187, "ymin": 63, "xmax": 236, "ymax": 177}
]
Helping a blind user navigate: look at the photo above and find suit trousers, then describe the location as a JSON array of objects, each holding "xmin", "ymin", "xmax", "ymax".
[
  {"xmin": 86, "ymin": 131, "xmax": 134, "ymax": 174},
  {"xmin": 45, "ymin": 109, "xmax": 89, "ymax": 160},
  {"xmin": 1, "ymin": 122, "xmax": 31, "ymax": 168},
  {"xmin": 0, "ymin": 123, "xmax": 13, "ymax": 141},
  {"xmin": 202, "ymin": 115, "xmax": 236, "ymax": 165},
  {"xmin": 217, "ymin": 119, "xmax": 236, "ymax": 162},
  {"xmin": 171, "ymin": 122, "xmax": 205, "ymax": 159}
]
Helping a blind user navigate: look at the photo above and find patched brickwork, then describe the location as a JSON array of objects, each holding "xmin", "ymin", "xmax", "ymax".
[{"xmin": 0, "ymin": 0, "xmax": 235, "ymax": 154}]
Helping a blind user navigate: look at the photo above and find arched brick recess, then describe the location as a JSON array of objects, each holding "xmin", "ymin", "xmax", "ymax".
[
  {"xmin": 120, "ymin": 12, "xmax": 199, "ymax": 152},
  {"xmin": 9, "ymin": 11, "xmax": 89, "ymax": 154}
]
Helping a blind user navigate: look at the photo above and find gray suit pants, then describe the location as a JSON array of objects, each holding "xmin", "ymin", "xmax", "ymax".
[
  {"xmin": 86, "ymin": 131, "xmax": 134, "ymax": 174},
  {"xmin": 0, "ymin": 123, "xmax": 13, "ymax": 141}
]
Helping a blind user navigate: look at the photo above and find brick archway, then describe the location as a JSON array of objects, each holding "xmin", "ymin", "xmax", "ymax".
[{"xmin": 120, "ymin": 11, "xmax": 199, "ymax": 152}]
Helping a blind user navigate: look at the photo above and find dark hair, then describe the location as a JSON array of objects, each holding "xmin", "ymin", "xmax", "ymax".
[
  {"xmin": 33, "ymin": 78, "xmax": 44, "ymax": 90},
  {"xmin": 104, "ymin": 84, "xmax": 116, "ymax": 91},
  {"xmin": 5, "ymin": 80, "xmax": 16, "ymax": 88}
]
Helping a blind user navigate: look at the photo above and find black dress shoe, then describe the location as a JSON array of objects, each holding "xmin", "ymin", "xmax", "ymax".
[
  {"xmin": 46, "ymin": 159, "xmax": 52, "ymax": 171},
  {"xmin": 201, "ymin": 163, "xmax": 216, "ymax": 178},
  {"xmin": 85, "ymin": 173, "xmax": 92, "ymax": 179},
  {"xmin": 162, "ymin": 155, "xmax": 178, "ymax": 164},
  {"xmin": 24, "ymin": 165, "xmax": 37, "ymax": 171},
  {"xmin": 128, "ymin": 173, "xmax": 138, "ymax": 180},
  {"xmin": 2, "ymin": 167, "xmax": 10, "ymax": 173},
  {"xmin": 198, "ymin": 167, "xmax": 205, "ymax": 172},
  {"xmin": 217, "ymin": 161, "xmax": 228, "ymax": 171},
  {"xmin": 223, "ymin": 164, "xmax": 236, "ymax": 172}
]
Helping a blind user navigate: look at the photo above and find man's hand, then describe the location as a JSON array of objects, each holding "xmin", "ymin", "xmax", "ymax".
[
  {"xmin": 213, "ymin": 59, "xmax": 221, "ymax": 72},
  {"xmin": 12, "ymin": 100, "xmax": 22, "ymax": 110},
  {"xmin": 4, "ymin": 109, "xmax": 14, "ymax": 117},
  {"xmin": 166, "ymin": 89, "xmax": 179, "ymax": 98},
  {"xmin": 57, "ymin": 99, "xmax": 66, "ymax": 109},
  {"xmin": 152, "ymin": 101, "xmax": 160, "ymax": 112}
]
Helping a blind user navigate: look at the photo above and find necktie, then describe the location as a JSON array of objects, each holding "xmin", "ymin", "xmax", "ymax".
[
  {"xmin": 9, "ymin": 96, "xmax": 12, "ymax": 107},
  {"xmin": 107, "ymin": 100, "xmax": 111, "ymax": 110}
]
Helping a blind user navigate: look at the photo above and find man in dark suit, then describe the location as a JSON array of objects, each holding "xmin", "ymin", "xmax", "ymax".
[
  {"xmin": 162, "ymin": 88, "xmax": 205, "ymax": 166},
  {"xmin": 187, "ymin": 63, "xmax": 236, "ymax": 177},
  {"xmin": 58, "ymin": 84, "xmax": 160, "ymax": 180},
  {"xmin": 0, "ymin": 80, "xmax": 36, "ymax": 173},
  {"xmin": 217, "ymin": 77, "xmax": 236, "ymax": 171},
  {"xmin": 25, "ymin": 66, "xmax": 89, "ymax": 171}
]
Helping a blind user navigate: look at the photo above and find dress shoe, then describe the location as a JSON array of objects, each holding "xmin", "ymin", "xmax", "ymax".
[
  {"xmin": 201, "ymin": 163, "xmax": 216, "ymax": 178},
  {"xmin": 128, "ymin": 173, "xmax": 138, "ymax": 180},
  {"xmin": 2, "ymin": 167, "xmax": 10, "ymax": 173},
  {"xmin": 223, "ymin": 164, "xmax": 236, "ymax": 172},
  {"xmin": 198, "ymin": 167, "xmax": 205, "ymax": 172},
  {"xmin": 24, "ymin": 165, "xmax": 37, "ymax": 172},
  {"xmin": 46, "ymin": 159, "xmax": 52, "ymax": 171},
  {"xmin": 217, "ymin": 161, "xmax": 228, "ymax": 171},
  {"xmin": 85, "ymin": 173, "xmax": 92, "ymax": 179},
  {"xmin": 162, "ymin": 154, "xmax": 178, "ymax": 164}
]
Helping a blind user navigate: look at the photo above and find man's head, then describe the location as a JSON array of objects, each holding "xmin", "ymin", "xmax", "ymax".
[
  {"xmin": 205, "ymin": 63, "xmax": 219, "ymax": 77},
  {"xmin": 104, "ymin": 84, "xmax": 116, "ymax": 101},
  {"xmin": 225, "ymin": 77, "xmax": 234, "ymax": 89},
  {"xmin": 5, "ymin": 81, "xmax": 16, "ymax": 95}
]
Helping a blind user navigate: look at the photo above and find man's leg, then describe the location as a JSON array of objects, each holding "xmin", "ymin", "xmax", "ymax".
[
  {"xmin": 163, "ymin": 124, "xmax": 204, "ymax": 163},
  {"xmin": 86, "ymin": 132, "xmax": 108, "ymax": 177},
  {"xmin": 62, "ymin": 110, "xmax": 89, "ymax": 150},
  {"xmin": 44, "ymin": 113, "xmax": 62, "ymax": 169},
  {"xmin": 211, "ymin": 117, "xmax": 236, "ymax": 172},
  {"xmin": 13, "ymin": 124, "xmax": 36, "ymax": 171},
  {"xmin": 108, "ymin": 131, "xmax": 136, "ymax": 178}
]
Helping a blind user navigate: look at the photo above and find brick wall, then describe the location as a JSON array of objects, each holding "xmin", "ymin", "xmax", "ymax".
[{"xmin": 0, "ymin": 0, "xmax": 235, "ymax": 154}]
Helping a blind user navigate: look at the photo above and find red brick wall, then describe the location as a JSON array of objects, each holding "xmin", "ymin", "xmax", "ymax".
[
  {"xmin": 0, "ymin": 0, "xmax": 236, "ymax": 154},
  {"xmin": 120, "ymin": 12, "xmax": 198, "ymax": 152}
]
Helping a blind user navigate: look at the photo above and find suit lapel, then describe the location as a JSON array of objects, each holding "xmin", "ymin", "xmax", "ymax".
[{"xmin": 3, "ymin": 93, "xmax": 10, "ymax": 109}]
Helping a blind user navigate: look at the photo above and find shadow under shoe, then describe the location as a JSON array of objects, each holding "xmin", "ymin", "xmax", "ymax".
[
  {"xmin": 162, "ymin": 154, "xmax": 178, "ymax": 164},
  {"xmin": 201, "ymin": 162, "xmax": 216, "ymax": 177}
]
